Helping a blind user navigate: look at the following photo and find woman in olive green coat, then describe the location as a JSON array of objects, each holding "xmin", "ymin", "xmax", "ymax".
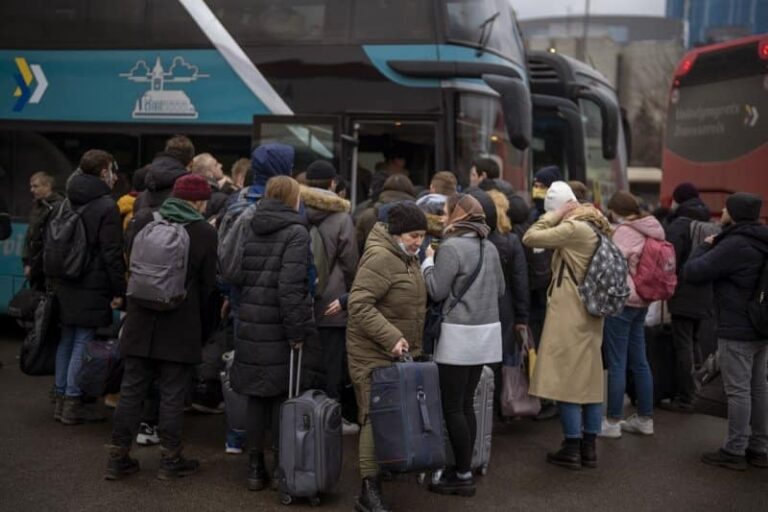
[{"xmin": 347, "ymin": 202, "xmax": 427, "ymax": 512}]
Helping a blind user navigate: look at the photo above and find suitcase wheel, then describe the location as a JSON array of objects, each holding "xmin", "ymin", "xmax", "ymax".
[
  {"xmin": 309, "ymin": 497, "xmax": 321, "ymax": 507},
  {"xmin": 477, "ymin": 465, "xmax": 488, "ymax": 476},
  {"xmin": 280, "ymin": 494, "xmax": 293, "ymax": 506}
]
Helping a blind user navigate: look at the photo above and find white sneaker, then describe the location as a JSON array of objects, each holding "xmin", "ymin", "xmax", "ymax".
[
  {"xmin": 136, "ymin": 422, "xmax": 160, "ymax": 446},
  {"xmin": 598, "ymin": 417, "xmax": 622, "ymax": 439},
  {"xmin": 342, "ymin": 418, "xmax": 360, "ymax": 436},
  {"xmin": 621, "ymin": 414, "xmax": 654, "ymax": 435}
]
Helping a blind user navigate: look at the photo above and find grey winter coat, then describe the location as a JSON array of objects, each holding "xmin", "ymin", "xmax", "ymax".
[{"xmin": 422, "ymin": 234, "xmax": 505, "ymax": 365}]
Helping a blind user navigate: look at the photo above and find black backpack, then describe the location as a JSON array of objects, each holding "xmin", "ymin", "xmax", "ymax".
[
  {"xmin": 43, "ymin": 199, "xmax": 90, "ymax": 280},
  {"xmin": 748, "ymin": 259, "xmax": 768, "ymax": 338}
]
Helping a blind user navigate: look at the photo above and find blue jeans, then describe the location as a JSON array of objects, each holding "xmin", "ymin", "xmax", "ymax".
[
  {"xmin": 55, "ymin": 325, "xmax": 95, "ymax": 398},
  {"xmin": 558, "ymin": 402, "xmax": 603, "ymax": 439},
  {"xmin": 603, "ymin": 306, "xmax": 654, "ymax": 419}
]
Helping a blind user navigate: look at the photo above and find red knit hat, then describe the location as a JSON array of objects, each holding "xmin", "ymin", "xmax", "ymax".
[{"xmin": 172, "ymin": 174, "xmax": 211, "ymax": 201}]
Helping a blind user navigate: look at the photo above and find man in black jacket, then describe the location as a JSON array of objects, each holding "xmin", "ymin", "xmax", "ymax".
[
  {"xmin": 132, "ymin": 135, "xmax": 193, "ymax": 214},
  {"xmin": 663, "ymin": 183, "xmax": 713, "ymax": 412},
  {"xmin": 684, "ymin": 193, "xmax": 768, "ymax": 471},
  {"xmin": 107, "ymin": 174, "xmax": 218, "ymax": 481},
  {"xmin": 22, "ymin": 171, "xmax": 64, "ymax": 290},
  {"xmin": 55, "ymin": 150, "xmax": 126, "ymax": 425}
]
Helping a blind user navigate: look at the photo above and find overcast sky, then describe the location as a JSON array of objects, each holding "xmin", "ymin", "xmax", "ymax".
[{"xmin": 514, "ymin": 0, "xmax": 667, "ymax": 20}]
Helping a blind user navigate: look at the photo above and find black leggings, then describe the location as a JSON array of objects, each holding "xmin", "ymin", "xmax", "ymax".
[
  {"xmin": 438, "ymin": 364, "xmax": 483, "ymax": 474},
  {"xmin": 246, "ymin": 395, "xmax": 285, "ymax": 453}
]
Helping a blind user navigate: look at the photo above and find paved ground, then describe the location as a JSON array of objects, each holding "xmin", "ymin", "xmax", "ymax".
[{"xmin": 1, "ymin": 319, "xmax": 765, "ymax": 511}]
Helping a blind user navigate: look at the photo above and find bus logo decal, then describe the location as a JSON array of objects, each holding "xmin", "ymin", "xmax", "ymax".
[
  {"xmin": 12, "ymin": 58, "xmax": 48, "ymax": 112},
  {"xmin": 120, "ymin": 56, "xmax": 209, "ymax": 120},
  {"xmin": 745, "ymin": 105, "xmax": 759, "ymax": 128}
]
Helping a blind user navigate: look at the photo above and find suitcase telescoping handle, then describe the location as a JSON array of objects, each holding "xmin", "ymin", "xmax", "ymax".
[{"xmin": 288, "ymin": 346, "xmax": 303, "ymax": 399}]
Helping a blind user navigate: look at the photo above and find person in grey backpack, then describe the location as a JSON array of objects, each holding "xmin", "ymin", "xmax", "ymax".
[
  {"xmin": 300, "ymin": 160, "xmax": 360, "ymax": 435},
  {"xmin": 106, "ymin": 174, "xmax": 218, "ymax": 481},
  {"xmin": 131, "ymin": 135, "xmax": 193, "ymax": 215},
  {"xmin": 422, "ymin": 193, "xmax": 505, "ymax": 497},
  {"xmin": 522, "ymin": 181, "xmax": 612, "ymax": 471},
  {"xmin": 52, "ymin": 150, "xmax": 126, "ymax": 426},
  {"xmin": 684, "ymin": 193, "xmax": 768, "ymax": 471}
]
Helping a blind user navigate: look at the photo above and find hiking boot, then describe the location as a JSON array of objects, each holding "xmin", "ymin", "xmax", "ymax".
[
  {"xmin": 659, "ymin": 399, "xmax": 694, "ymax": 414},
  {"xmin": 105, "ymin": 445, "xmax": 140, "ymax": 481},
  {"xmin": 354, "ymin": 476, "xmax": 391, "ymax": 512},
  {"xmin": 157, "ymin": 447, "xmax": 200, "ymax": 480},
  {"xmin": 136, "ymin": 423, "xmax": 160, "ymax": 446},
  {"xmin": 621, "ymin": 414, "xmax": 654, "ymax": 436},
  {"xmin": 247, "ymin": 452, "xmax": 269, "ymax": 491},
  {"xmin": 225, "ymin": 429, "xmax": 246, "ymax": 455},
  {"xmin": 546, "ymin": 439, "xmax": 582, "ymax": 470},
  {"xmin": 53, "ymin": 395, "xmax": 64, "ymax": 422},
  {"xmin": 581, "ymin": 438, "xmax": 597, "ymax": 469},
  {"xmin": 60, "ymin": 397, "xmax": 106, "ymax": 425},
  {"xmin": 746, "ymin": 449, "xmax": 768, "ymax": 469},
  {"xmin": 701, "ymin": 449, "xmax": 747, "ymax": 471},
  {"xmin": 427, "ymin": 470, "xmax": 477, "ymax": 497},
  {"xmin": 598, "ymin": 417, "xmax": 621, "ymax": 439}
]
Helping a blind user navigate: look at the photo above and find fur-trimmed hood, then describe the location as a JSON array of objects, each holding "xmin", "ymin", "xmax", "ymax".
[
  {"xmin": 426, "ymin": 213, "xmax": 445, "ymax": 238},
  {"xmin": 300, "ymin": 185, "xmax": 351, "ymax": 214}
]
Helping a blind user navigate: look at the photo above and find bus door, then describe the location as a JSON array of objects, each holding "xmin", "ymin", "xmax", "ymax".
[
  {"xmin": 251, "ymin": 115, "xmax": 342, "ymax": 176},
  {"xmin": 344, "ymin": 116, "xmax": 440, "ymax": 205}
]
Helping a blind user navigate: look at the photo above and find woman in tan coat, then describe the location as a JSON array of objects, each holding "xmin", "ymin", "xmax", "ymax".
[
  {"xmin": 347, "ymin": 202, "xmax": 427, "ymax": 512},
  {"xmin": 522, "ymin": 181, "xmax": 611, "ymax": 471}
]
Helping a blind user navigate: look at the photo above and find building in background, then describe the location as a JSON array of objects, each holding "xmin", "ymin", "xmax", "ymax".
[
  {"xmin": 666, "ymin": 0, "xmax": 768, "ymax": 47},
  {"xmin": 521, "ymin": 16, "xmax": 685, "ymax": 175}
]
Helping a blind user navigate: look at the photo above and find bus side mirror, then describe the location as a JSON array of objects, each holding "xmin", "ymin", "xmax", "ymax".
[
  {"xmin": 574, "ymin": 85, "xmax": 620, "ymax": 160},
  {"xmin": 621, "ymin": 108, "xmax": 632, "ymax": 163},
  {"xmin": 482, "ymin": 74, "xmax": 532, "ymax": 150}
]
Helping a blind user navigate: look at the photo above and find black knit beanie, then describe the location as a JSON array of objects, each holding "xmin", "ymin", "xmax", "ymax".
[
  {"xmin": 388, "ymin": 202, "xmax": 427, "ymax": 235},
  {"xmin": 726, "ymin": 193, "xmax": 762, "ymax": 223}
]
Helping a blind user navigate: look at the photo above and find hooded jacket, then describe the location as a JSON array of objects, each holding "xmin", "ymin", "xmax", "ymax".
[
  {"xmin": 684, "ymin": 222, "xmax": 768, "ymax": 341},
  {"xmin": 613, "ymin": 216, "xmax": 667, "ymax": 308},
  {"xmin": 665, "ymin": 197, "xmax": 713, "ymax": 318},
  {"xmin": 301, "ymin": 186, "xmax": 359, "ymax": 328},
  {"xmin": 121, "ymin": 198, "xmax": 219, "ymax": 364},
  {"xmin": 22, "ymin": 191, "xmax": 64, "ymax": 288},
  {"xmin": 231, "ymin": 198, "xmax": 323, "ymax": 397},
  {"xmin": 56, "ymin": 173, "xmax": 125, "ymax": 327},
  {"xmin": 132, "ymin": 154, "xmax": 188, "ymax": 214},
  {"xmin": 356, "ymin": 189, "xmax": 415, "ymax": 254},
  {"xmin": 347, "ymin": 222, "xmax": 426, "ymax": 422}
]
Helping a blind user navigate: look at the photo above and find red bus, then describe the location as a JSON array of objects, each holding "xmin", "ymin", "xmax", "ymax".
[{"xmin": 662, "ymin": 34, "xmax": 768, "ymax": 218}]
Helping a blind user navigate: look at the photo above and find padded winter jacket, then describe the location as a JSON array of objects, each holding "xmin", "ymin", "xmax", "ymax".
[
  {"xmin": 231, "ymin": 199, "xmax": 323, "ymax": 397},
  {"xmin": 684, "ymin": 222, "xmax": 768, "ymax": 341}
]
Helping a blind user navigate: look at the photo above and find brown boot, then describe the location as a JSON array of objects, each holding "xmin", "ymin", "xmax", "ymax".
[
  {"xmin": 60, "ymin": 396, "xmax": 106, "ymax": 425},
  {"xmin": 105, "ymin": 445, "xmax": 140, "ymax": 480}
]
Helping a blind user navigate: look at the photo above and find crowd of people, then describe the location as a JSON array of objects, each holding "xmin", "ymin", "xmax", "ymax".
[{"xmin": 20, "ymin": 134, "xmax": 768, "ymax": 511}]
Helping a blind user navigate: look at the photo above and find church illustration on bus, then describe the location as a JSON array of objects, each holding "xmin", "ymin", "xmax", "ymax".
[{"xmin": 120, "ymin": 56, "xmax": 209, "ymax": 120}]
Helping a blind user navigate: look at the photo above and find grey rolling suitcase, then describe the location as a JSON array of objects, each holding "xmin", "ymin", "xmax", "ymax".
[
  {"xmin": 277, "ymin": 348, "xmax": 343, "ymax": 506},
  {"xmin": 221, "ymin": 351, "xmax": 247, "ymax": 431},
  {"xmin": 428, "ymin": 365, "xmax": 495, "ymax": 484}
]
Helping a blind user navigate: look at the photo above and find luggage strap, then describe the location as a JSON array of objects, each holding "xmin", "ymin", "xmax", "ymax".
[{"xmin": 414, "ymin": 367, "xmax": 433, "ymax": 433}]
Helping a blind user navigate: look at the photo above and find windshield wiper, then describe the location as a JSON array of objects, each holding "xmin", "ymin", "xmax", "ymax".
[{"xmin": 476, "ymin": 11, "xmax": 500, "ymax": 57}]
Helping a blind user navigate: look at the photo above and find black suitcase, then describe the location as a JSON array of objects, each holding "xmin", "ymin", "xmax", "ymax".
[{"xmin": 370, "ymin": 355, "xmax": 446, "ymax": 473}]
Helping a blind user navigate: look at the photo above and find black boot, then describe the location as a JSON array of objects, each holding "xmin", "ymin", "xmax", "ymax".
[
  {"xmin": 427, "ymin": 469, "xmax": 476, "ymax": 497},
  {"xmin": 581, "ymin": 434, "xmax": 597, "ymax": 469},
  {"xmin": 546, "ymin": 438, "xmax": 582, "ymax": 470},
  {"xmin": 60, "ymin": 396, "xmax": 106, "ymax": 425},
  {"xmin": 355, "ymin": 476, "xmax": 391, "ymax": 512},
  {"xmin": 247, "ymin": 451, "xmax": 269, "ymax": 491},
  {"xmin": 157, "ymin": 447, "xmax": 200, "ymax": 480},
  {"xmin": 105, "ymin": 445, "xmax": 140, "ymax": 481}
]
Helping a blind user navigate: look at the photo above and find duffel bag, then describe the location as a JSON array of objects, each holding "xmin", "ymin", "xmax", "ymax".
[{"xmin": 19, "ymin": 291, "xmax": 60, "ymax": 376}]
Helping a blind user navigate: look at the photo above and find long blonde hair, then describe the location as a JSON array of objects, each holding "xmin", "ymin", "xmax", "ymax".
[
  {"xmin": 487, "ymin": 189, "xmax": 512, "ymax": 234},
  {"xmin": 266, "ymin": 175, "xmax": 301, "ymax": 210}
]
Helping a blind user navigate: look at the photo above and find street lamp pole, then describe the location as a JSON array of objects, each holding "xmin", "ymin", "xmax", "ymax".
[{"xmin": 581, "ymin": 0, "xmax": 591, "ymax": 61}]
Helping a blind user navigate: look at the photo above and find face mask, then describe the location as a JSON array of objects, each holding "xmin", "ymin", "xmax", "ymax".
[
  {"xmin": 532, "ymin": 187, "xmax": 548, "ymax": 200},
  {"xmin": 398, "ymin": 241, "xmax": 419, "ymax": 257}
]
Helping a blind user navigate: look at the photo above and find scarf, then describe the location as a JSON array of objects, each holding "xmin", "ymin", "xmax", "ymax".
[
  {"xmin": 564, "ymin": 204, "xmax": 613, "ymax": 236},
  {"xmin": 158, "ymin": 197, "xmax": 205, "ymax": 223},
  {"xmin": 443, "ymin": 194, "xmax": 490, "ymax": 239}
]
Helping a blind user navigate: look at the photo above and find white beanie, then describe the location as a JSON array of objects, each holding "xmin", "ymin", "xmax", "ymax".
[{"xmin": 544, "ymin": 181, "xmax": 577, "ymax": 212}]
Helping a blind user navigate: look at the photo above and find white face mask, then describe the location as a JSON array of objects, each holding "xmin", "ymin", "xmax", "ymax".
[{"xmin": 398, "ymin": 241, "xmax": 420, "ymax": 257}]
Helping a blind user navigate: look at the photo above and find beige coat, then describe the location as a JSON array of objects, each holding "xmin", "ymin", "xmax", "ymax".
[{"xmin": 522, "ymin": 211, "xmax": 605, "ymax": 404}]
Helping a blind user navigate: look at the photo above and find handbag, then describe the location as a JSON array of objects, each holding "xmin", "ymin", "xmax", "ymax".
[
  {"xmin": 19, "ymin": 290, "xmax": 60, "ymax": 376},
  {"xmin": 501, "ymin": 328, "xmax": 541, "ymax": 418},
  {"xmin": 423, "ymin": 239, "xmax": 485, "ymax": 355}
]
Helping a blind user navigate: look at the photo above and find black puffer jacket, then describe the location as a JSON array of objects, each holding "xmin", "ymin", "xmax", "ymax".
[
  {"xmin": 56, "ymin": 174, "xmax": 126, "ymax": 327},
  {"xmin": 468, "ymin": 189, "xmax": 530, "ymax": 353},
  {"xmin": 232, "ymin": 199, "xmax": 323, "ymax": 397},
  {"xmin": 22, "ymin": 191, "xmax": 64, "ymax": 288},
  {"xmin": 665, "ymin": 197, "xmax": 713, "ymax": 318},
  {"xmin": 133, "ymin": 154, "xmax": 187, "ymax": 213},
  {"xmin": 684, "ymin": 222, "xmax": 768, "ymax": 341}
]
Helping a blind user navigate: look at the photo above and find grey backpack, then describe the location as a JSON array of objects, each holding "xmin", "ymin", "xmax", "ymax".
[
  {"xmin": 127, "ymin": 212, "xmax": 190, "ymax": 311},
  {"xmin": 564, "ymin": 223, "xmax": 630, "ymax": 317},
  {"xmin": 218, "ymin": 201, "xmax": 257, "ymax": 285}
]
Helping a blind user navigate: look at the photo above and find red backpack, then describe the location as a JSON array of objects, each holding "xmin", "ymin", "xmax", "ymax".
[{"xmin": 634, "ymin": 237, "xmax": 677, "ymax": 301}]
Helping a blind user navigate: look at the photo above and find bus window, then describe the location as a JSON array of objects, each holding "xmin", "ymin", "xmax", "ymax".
[
  {"xmin": 253, "ymin": 120, "xmax": 338, "ymax": 175},
  {"xmin": 532, "ymin": 113, "xmax": 569, "ymax": 176},
  {"xmin": 580, "ymin": 99, "xmax": 621, "ymax": 204},
  {"xmin": 456, "ymin": 93, "xmax": 526, "ymax": 190},
  {"xmin": 352, "ymin": 0, "xmax": 434, "ymax": 42},
  {"xmin": 444, "ymin": 0, "xmax": 524, "ymax": 63}
]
